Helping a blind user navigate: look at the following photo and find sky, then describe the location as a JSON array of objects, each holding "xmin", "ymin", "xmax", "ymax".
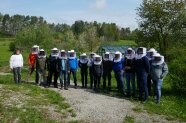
[{"xmin": 0, "ymin": 0, "xmax": 141, "ymax": 30}]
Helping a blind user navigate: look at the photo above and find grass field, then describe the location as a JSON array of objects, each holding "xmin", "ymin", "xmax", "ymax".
[{"xmin": 0, "ymin": 38, "xmax": 186, "ymax": 122}]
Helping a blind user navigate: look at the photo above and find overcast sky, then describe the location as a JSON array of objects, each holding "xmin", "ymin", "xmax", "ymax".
[{"xmin": 0, "ymin": 0, "xmax": 141, "ymax": 29}]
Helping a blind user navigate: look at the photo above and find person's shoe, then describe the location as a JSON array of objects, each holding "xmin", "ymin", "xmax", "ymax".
[
  {"xmin": 74, "ymin": 86, "xmax": 77, "ymax": 89},
  {"xmin": 64, "ymin": 87, "xmax": 68, "ymax": 90}
]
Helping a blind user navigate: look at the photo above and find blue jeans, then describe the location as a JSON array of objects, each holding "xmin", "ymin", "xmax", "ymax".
[
  {"xmin": 126, "ymin": 72, "xmax": 136, "ymax": 95},
  {"xmin": 114, "ymin": 70, "xmax": 125, "ymax": 94},
  {"xmin": 137, "ymin": 73, "xmax": 148, "ymax": 101},
  {"xmin": 13, "ymin": 67, "xmax": 21, "ymax": 84},
  {"xmin": 155, "ymin": 79, "xmax": 163, "ymax": 103},
  {"xmin": 60, "ymin": 70, "xmax": 67, "ymax": 88}
]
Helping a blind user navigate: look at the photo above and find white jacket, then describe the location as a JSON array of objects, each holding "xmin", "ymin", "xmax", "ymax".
[{"xmin": 10, "ymin": 54, "xmax": 23, "ymax": 69}]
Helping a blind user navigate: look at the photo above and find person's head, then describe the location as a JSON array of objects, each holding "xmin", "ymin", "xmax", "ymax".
[
  {"xmin": 70, "ymin": 50, "xmax": 75, "ymax": 57},
  {"xmin": 61, "ymin": 50, "xmax": 66, "ymax": 57},
  {"xmin": 89, "ymin": 52, "xmax": 95, "ymax": 59},
  {"xmin": 153, "ymin": 53, "xmax": 164, "ymax": 64},
  {"xmin": 39, "ymin": 49, "xmax": 45, "ymax": 56},
  {"xmin": 15, "ymin": 49, "xmax": 20, "ymax": 55},
  {"xmin": 137, "ymin": 47, "xmax": 146, "ymax": 55},
  {"xmin": 32, "ymin": 45, "xmax": 39, "ymax": 54},
  {"xmin": 126, "ymin": 48, "xmax": 133, "ymax": 55},
  {"xmin": 114, "ymin": 51, "xmax": 121, "ymax": 60},
  {"xmin": 51, "ymin": 48, "xmax": 59, "ymax": 56},
  {"xmin": 147, "ymin": 48, "xmax": 157, "ymax": 58},
  {"xmin": 104, "ymin": 52, "xmax": 110, "ymax": 59},
  {"xmin": 80, "ymin": 53, "xmax": 87, "ymax": 60}
]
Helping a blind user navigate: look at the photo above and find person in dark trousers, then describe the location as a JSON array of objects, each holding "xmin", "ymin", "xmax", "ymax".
[
  {"xmin": 88, "ymin": 52, "xmax": 96, "ymax": 89},
  {"xmin": 79, "ymin": 53, "xmax": 89, "ymax": 88},
  {"xmin": 146, "ymin": 48, "xmax": 157, "ymax": 96},
  {"xmin": 102, "ymin": 52, "xmax": 113, "ymax": 91},
  {"xmin": 48, "ymin": 48, "xmax": 60, "ymax": 88},
  {"xmin": 35, "ymin": 49, "xmax": 47, "ymax": 86},
  {"xmin": 135, "ymin": 47, "xmax": 150, "ymax": 102},
  {"xmin": 10, "ymin": 49, "xmax": 23, "ymax": 84},
  {"xmin": 67, "ymin": 50, "xmax": 78, "ymax": 88},
  {"xmin": 112, "ymin": 51, "xmax": 126, "ymax": 96},
  {"xmin": 125, "ymin": 48, "xmax": 136, "ymax": 97},
  {"xmin": 92, "ymin": 55, "xmax": 103, "ymax": 91},
  {"xmin": 151, "ymin": 53, "xmax": 168, "ymax": 104},
  {"xmin": 58, "ymin": 50, "xmax": 69, "ymax": 90}
]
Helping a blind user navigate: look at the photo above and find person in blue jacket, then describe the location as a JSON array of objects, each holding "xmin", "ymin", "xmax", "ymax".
[
  {"xmin": 67, "ymin": 50, "xmax": 78, "ymax": 88},
  {"xmin": 112, "ymin": 51, "xmax": 126, "ymax": 96},
  {"xmin": 146, "ymin": 48, "xmax": 157, "ymax": 96},
  {"xmin": 135, "ymin": 47, "xmax": 150, "ymax": 102}
]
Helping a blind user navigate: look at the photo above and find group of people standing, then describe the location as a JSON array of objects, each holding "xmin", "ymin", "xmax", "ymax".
[{"xmin": 10, "ymin": 45, "xmax": 168, "ymax": 103}]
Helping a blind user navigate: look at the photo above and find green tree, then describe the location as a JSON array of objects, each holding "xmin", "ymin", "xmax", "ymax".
[
  {"xmin": 136, "ymin": 0, "xmax": 185, "ymax": 57},
  {"xmin": 78, "ymin": 27, "xmax": 100, "ymax": 52},
  {"xmin": 60, "ymin": 30, "xmax": 76, "ymax": 50},
  {"xmin": 15, "ymin": 24, "xmax": 53, "ymax": 50}
]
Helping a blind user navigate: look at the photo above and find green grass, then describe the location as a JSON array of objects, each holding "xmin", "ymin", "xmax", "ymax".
[
  {"xmin": 123, "ymin": 115, "xmax": 135, "ymax": 123},
  {"xmin": 0, "ymin": 75, "xmax": 76, "ymax": 123},
  {"xmin": 142, "ymin": 76, "xmax": 186, "ymax": 121}
]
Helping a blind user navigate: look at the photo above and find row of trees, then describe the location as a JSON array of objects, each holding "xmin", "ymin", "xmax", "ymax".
[
  {"xmin": 136, "ymin": 0, "xmax": 186, "ymax": 91},
  {"xmin": 0, "ymin": 13, "xmax": 136, "ymax": 53}
]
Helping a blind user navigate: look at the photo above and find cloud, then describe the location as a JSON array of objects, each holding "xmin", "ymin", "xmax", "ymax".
[{"xmin": 94, "ymin": 0, "xmax": 107, "ymax": 9}]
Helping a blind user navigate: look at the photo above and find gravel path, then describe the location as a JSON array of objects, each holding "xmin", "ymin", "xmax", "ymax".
[{"xmin": 51, "ymin": 85, "xmax": 179, "ymax": 123}]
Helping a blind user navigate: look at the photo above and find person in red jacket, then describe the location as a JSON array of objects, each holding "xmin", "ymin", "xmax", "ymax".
[{"xmin": 26, "ymin": 45, "xmax": 39, "ymax": 82}]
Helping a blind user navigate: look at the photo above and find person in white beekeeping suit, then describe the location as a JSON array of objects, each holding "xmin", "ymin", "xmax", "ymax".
[
  {"xmin": 88, "ymin": 52, "xmax": 96, "ymax": 89},
  {"xmin": 35, "ymin": 49, "xmax": 47, "ymax": 86},
  {"xmin": 92, "ymin": 55, "xmax": 103, "ymax": 91},
  {"xmin": 48, "ymin": 48, "xmax": 60, "ymax": 88},
  {"xmin": 26, "ymin": 45, "xmax": 39, "ymax": 83},
  {"xmin": 150, "ymin": 53, "xmax": 168, "ymax": 104},
  {"xmin": 146, "ymin": 48, "xmax": 157, "ymax": 96},
  {"xmin": 124, "ymin": 48, "xmax": 136, "ymax": 97},
  {"xmin": 135, "ymin": 47, "xmax": 150, "ymax": 102},
  {"xmin": 102, "ymin": 52, "xmax": 113, "ymax": 91},
  {"xmin": 78, "ymin": 53, "xmax": 89, "ymax": 88}
]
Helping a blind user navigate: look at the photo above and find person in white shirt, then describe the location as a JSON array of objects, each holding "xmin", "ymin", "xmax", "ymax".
[{"xmin": 9, "ymin": 49, "xmax": 23, "ymax": 84}]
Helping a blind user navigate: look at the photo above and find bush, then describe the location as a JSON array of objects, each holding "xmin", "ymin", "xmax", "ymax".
[
  {"xmin": 168, "ymin": 45, "xmax": 186, "ymax": 92},
  {"xmin": 9, "ymin": 41, "xmax": 16, "ymax": 51}
]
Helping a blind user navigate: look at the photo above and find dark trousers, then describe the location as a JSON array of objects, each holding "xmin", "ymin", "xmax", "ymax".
[
  {"xmin": 67, "ymin": 69, "xmax": 77, "ymax": 87},
  {"xmin": 59, "ymin": 70, "xmax": 67, "ymax": 88},
  {"xmin": 48, "ymin": 70, "xmax": 59, "ymax": 87},
  {"xmin": 137, "ymin": 73, "xmax": 148, "ymax": 101},
  {"xmin": 114, "ymin": 70, "xmax": 125, "ymax": 94},
  {"xmin": 89, "ymin": 68, "xmax": 94, "ymax": 88},
  {"xmin": 13, "ymin": 67, "xmax": 21, "ymax": 84},
  {"xmin": 103, "ymin": 72, "xmax": 111, "ymax": 90},
  {"xmin": 94, "ymin": 75, "xmax": 101, "ymax": 89},
  {"xmin": 147, "ymin": 74, "xmax": 152, "ymax": 96},
  {"xmin": 81, "ymin": 70, "xmax": 88, "ymax": 87}
]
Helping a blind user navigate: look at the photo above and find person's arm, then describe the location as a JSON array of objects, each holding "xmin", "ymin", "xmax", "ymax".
[
  {"xmin": 76, "ymin": 58, "xmax": 78, "ymax": 70},
  {"xmin": 160, "ymin": 63, "xmax": 168, "ymax": 79},
  {"xmin": 10, "ymin": 55, "xmax": 13, "ymax": 69},
  {"xmin": 20, "ymin": 54, "xmax": 23, "ymax": 68},
  {"xmin": 144, "ymin": 57, "xmax": 150, "ymax": 74}
]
